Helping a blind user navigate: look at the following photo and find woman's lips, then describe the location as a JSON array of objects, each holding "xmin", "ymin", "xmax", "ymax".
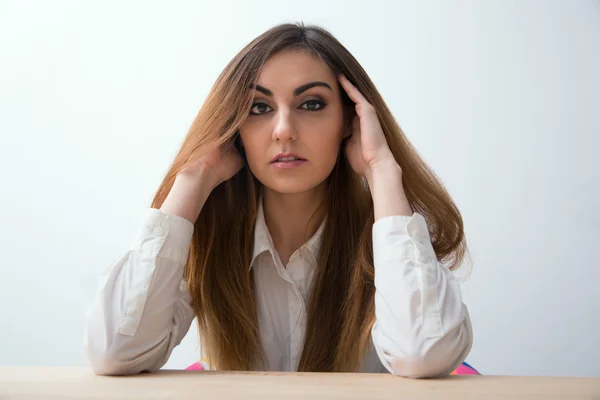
[{"xmin": 271, "ymin": 159, "xmax": 307, "ymax": 169}]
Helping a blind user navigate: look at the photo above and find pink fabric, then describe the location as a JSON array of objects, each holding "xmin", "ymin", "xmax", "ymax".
[
  {"xmin": 450, "ymin": 362, "xmax": 480, "ymax": 375},
  {"xmin": 185, "ymin": 362, "xmax": 205, "ymax": 371}
]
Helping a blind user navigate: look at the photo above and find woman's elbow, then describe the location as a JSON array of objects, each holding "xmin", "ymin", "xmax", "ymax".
[
  {"xmin": 83, "ymin": 340, "xmax": 138, "ymax": 376},
  {"xmin": 388, "ymin": 353, "xmax": 453, "ymax": 378},
  {"xmin": 384, "ymin": 326, "xmax": 473, "ymax": 378},
  {"xmin": 87, "ymin": 355, "xmax": 135, "ymax": 376},
  {"xmin": 82, "ymin": 333, "xmax": 162, "ymax": 376}
]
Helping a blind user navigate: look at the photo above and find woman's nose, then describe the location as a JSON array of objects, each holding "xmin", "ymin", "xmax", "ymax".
[{"xmin": 271, "ymin": 108, "xmax": 298, "ymax": 142}]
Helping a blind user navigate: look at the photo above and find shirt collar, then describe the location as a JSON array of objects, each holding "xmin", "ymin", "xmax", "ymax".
[{"xmin": 250, "ymin": 198, "xmax": 326, "ymax": 269}]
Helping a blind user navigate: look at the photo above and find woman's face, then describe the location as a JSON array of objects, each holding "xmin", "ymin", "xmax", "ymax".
[{"xmin": 238, "ymin": 49, "xmax": 346, "ymax": 195}]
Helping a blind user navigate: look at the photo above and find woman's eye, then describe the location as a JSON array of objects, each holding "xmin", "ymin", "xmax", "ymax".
[
  {"xmin": 300, "ymin": 100, "xmax": 326, "ymax": 111},
  {"xmin": 249, "ymin": 103, "xmax": 272, "ymax": 115},
  {"xmin": 250, "ymin": 100, "xmax": 326, "ymax": 115}
]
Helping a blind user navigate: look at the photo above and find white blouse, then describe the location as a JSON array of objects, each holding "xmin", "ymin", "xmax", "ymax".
[{"xmin": 83, "ymin": 201, "xmax": 473, "ymax": 377}]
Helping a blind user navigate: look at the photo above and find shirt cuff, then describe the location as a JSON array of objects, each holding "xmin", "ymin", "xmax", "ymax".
[
  {"xmin": 372, "ymin": 212, "xmax": 437, "ymax": 265},
  {"xmin": 128, "ymin": 208, "xmax": 195, "ymax": 265}
]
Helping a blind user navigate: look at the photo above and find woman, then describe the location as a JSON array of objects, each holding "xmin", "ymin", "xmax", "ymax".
[{"xmin": 83, "ymin": 23, "xmax": 473, "ymax": 378}]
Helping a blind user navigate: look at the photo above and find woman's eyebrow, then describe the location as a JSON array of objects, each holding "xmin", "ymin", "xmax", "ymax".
[{"xmin": 249, "ymin": 81, "xmax": 333, "ymax": 97}]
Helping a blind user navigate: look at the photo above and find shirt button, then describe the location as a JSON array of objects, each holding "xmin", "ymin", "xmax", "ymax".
[{"xmin": 153, "ymin": 226, "xmax": 165, "ymax": 236}]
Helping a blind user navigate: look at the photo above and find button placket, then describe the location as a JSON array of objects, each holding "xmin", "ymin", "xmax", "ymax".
[{"xmin": 286, "ymin": 257, "xmax": 308, "ymax": 371}]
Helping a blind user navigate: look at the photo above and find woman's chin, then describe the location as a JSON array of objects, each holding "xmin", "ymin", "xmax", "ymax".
[{"xmin": 260, "ymin": 178, "xmax": 327, "ymax": 196}]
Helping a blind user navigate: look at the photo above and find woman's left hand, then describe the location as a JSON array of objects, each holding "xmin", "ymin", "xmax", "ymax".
[{"xmin": 338, "ymin": 74, "xmax": 399, "ymax": 179}]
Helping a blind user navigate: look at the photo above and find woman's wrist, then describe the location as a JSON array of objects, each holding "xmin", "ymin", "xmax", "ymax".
[{"xmin": 160, "ymin": 169, "xmax": 218, "ymax": 223}]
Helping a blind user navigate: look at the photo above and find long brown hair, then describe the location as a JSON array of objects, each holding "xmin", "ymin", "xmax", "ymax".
[{"xmin": 150, "ymin": 23, "xmax": 468, "ymax": 372}]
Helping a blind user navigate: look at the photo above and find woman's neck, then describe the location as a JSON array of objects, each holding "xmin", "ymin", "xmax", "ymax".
[{"xmin": 262, "ymin": 184, "xmax": 326, "ymax": 266}]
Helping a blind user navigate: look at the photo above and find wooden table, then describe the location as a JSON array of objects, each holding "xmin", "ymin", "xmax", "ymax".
[{"xmin": 1, "ymin": 367, "xmax": 599, "ymax": 399}]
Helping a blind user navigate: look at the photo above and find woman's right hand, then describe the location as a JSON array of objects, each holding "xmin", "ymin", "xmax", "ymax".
[{"xmin": 160, "ymin": 142, "xmax": 244, "ymax": 223}]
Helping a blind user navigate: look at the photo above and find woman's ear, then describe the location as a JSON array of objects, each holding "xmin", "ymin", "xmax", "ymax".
[
  {"xmin": 342, "ymin": 97, "xmax": 356, "ymax": 138},
  {"xmin": 343, "ymin": 125, "xmax": 352, "ymax": 140},
  {"xmin": 342, "ymin": 111, "xmax": 355, "ymax": 140}
]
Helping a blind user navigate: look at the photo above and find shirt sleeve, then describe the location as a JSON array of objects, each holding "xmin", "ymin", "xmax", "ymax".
[
  {"xmin": 83, "ymin": 208, "xmax": 196, "ymax": 375},
  {"xmin": 370, "ymin": 212, "xmax": 473, "ymax": 378}
]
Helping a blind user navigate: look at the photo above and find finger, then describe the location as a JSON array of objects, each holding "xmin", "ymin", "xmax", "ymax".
[{"xmin": 338, "ymin": 74, "xmax": 369, "ymax": 106}]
